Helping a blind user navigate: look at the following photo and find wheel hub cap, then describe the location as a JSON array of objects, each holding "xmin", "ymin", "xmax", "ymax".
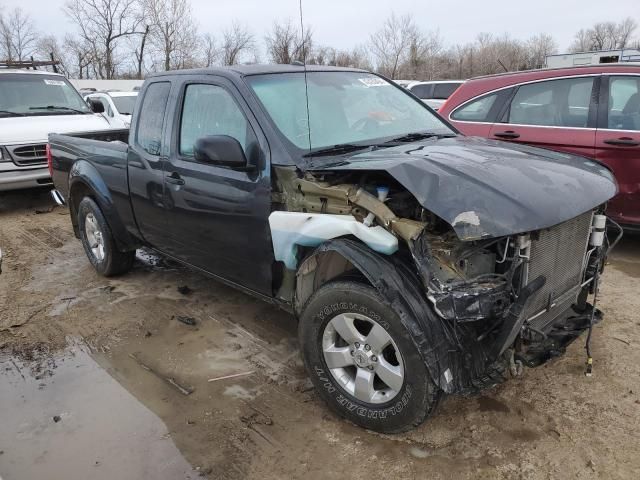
[
  {"xmin": 353, "ymin": 347, "xmax": 374, "ymax": 369},
  {"xmin": 84, "ymin": 212, "xmax": 105, "ymax": 262},
  {"xmin": 322, "ymin": 312, "xmax": 404, "ymax": 405}
]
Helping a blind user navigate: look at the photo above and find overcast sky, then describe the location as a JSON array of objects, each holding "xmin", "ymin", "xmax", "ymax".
[{"xmin": 2, "ymin": 0, "xmax": 639, "ymax": 53}]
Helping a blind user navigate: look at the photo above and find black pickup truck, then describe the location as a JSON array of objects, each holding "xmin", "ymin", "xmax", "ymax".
[{"xmin": 49, "ymin": 65, "xmax": 618, "ymax": 433}]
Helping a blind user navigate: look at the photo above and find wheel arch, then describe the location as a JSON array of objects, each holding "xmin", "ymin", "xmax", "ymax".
[
  {"xmin": 294, "ymin": 238, "xmax": 457, "ymax": 393},
  {"xmin": 68, "ymin": 161, "xmax": 137, "ymax": 252}
]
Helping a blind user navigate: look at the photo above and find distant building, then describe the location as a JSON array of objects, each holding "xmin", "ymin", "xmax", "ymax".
[{"xmin": 545, "ymin": 48, "xmax": 640, "ymax": 68}]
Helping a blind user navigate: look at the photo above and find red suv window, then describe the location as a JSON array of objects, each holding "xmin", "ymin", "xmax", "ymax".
[{"xmin": 505, "ymin": 77, "xmax": 594, "ymax": 128}]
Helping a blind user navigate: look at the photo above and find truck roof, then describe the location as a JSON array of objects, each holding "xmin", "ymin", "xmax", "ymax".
[
  {"xmin": 0, "ymin": 69, "xmax": 64, "ymax": 76},
  {"xmin": 149, "ymin": 63, "xmax": 367, "ymax": 80}
]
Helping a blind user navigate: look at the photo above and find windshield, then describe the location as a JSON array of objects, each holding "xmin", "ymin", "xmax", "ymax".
[
  {"xmin": 246, "ymin": 71, "xmax": 454, "ymax": 151},
  {"xmin": 0, "ymin": 74, "xmax": 91, "ymax": 117},
  {"xmin": 112, "ymin": 95, "xmax": 137, "ymax": 115}
]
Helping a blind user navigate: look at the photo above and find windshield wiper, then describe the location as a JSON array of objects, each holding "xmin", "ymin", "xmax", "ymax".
[
  {"xmin": 303, "ymin": 143, "xmax": 373, "ymax": 157},
  {"xmin": 384, "ymin": 131, "xmax": 455, "ymax": 144},
  {"xmin": 29, "ymin": 105, "xmax": 88, "ymax": 114},
  {"xmin": 0, "ymin": 110, "xmax": 26, "ymax": 117}
]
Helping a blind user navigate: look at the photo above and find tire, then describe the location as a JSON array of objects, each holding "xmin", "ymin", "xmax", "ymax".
[
  {"xmin": 77, "ymin": 197, "xmax": 135, "ymax": 277},
  {"xmin": 299, "ymin": 280, "xmax": 440, "ymax": 433}
]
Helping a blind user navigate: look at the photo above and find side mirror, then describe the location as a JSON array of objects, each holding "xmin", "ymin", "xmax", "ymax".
[
  {"xmin": 193, "ymin": 135, "xmax": 248, "ymax": 168},
  {"xmin": 88, "ymin": 98, "xmax": 105, "ymax": 114}
]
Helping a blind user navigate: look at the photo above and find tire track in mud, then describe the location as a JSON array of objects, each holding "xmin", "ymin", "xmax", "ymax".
[{"xmin": 0, "ymin": 209, "xmax": 75, "ymax": 341}]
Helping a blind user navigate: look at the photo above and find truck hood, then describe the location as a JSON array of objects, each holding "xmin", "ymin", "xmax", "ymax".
[
  {"xmin": 305, "ymin": 136, "xmax": 617, "ymax": 240},
  {"xmin": 0, "ymin": 114, "xmax": 111, "ymax": 145}
]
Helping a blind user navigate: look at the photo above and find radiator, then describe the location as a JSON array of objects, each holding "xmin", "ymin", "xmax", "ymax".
[{"xmin": 524, "ymin": 211, "xmax": 593, "ymax": 330}]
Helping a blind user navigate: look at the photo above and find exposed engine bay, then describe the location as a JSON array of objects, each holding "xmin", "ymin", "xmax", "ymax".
[{"xmin": 269, "ymin": 165, "xmax": 619, "ymax": 393}]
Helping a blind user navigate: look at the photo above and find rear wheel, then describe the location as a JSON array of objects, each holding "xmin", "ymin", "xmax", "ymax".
[
  {"xmin": 299, "ymin": 280, "xmax": 440, "ymax": 433},
  {"xmin": 77, "ymin": 197, "xmax": 135, "ymax": 276}
]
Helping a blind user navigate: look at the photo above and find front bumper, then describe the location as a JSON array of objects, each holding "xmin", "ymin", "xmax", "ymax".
[{"xmin": 0, "ymin": 168, "xmax": 52, "ymax": 191}]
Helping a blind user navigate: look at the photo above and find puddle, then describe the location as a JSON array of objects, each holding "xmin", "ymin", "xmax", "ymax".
[{"xmin": 0, "ymin": 344, "xmax": 196, "ymax": 480}]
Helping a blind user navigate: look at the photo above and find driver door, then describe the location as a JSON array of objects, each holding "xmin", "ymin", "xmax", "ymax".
[{"xmin": 161, "ymin": 76, "xmax": 274, "ymax": 295}]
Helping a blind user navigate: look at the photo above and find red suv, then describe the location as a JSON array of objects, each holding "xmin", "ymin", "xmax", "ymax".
[{"xmin": 439, "ymin": 64, "xmax": 640, "ymax": 229}]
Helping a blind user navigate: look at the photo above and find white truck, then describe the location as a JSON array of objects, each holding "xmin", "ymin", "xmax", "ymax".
[
  {"xmin": 84, "ymin": 91, "xmax": 138, "ymax": 128},
  {"xmin": 0, "ymin": 69, "xmax": 112, "ymax": 191}
]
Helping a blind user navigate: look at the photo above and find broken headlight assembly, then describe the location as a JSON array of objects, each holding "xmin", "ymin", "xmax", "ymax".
[{"xmin": 412, "ymin": 232, "xmax": 526, "ymax": 323}]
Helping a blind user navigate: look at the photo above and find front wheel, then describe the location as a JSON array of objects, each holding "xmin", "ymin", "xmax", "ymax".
[
  {"xmin": 298, "ymin": 280, "xmax": 440, "ymax": 433},
  {"xmin": 77, "ymin": 197, "xmax": 135, "ymax": 277}
]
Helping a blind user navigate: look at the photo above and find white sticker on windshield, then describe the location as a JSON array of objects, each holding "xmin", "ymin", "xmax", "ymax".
[
  {"xmin": 358, "ymin": 77, "xmax": 387, "ymax": 88},
  {"xmin": 44, "ymin": 79, "xmax": 66, "ymax": 86}
]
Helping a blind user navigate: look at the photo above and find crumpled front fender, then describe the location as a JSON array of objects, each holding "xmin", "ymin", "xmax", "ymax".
[{"xmin": 297, "ymin": 238, "xmax": 467, "ymax": 393}]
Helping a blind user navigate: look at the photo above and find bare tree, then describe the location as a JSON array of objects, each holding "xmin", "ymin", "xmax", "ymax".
[
  {"xmin": 369, "ymin": 13, "xmax": 418, "ymax": 79},
  {"xmin": 64, "ymin": 35, "xmax": 96, "ymax": 79},
  {"xmin": 200, "ymin": 33, "xmax": 219, "ymax": 67},
  {"xmin": 64, "ymin": 0, "xmax": 142, "ymax": 79},
  {"xmin": 131, "ymin": 25, "xmax": 150, "ymax": 78},
  {"xmin": 0, "ymin": 7, "xmax": 38, "ymax": 61},
  {"xmin": 333, "ymin": 46, "xmax": 372, "ymax": 69},
  {"xmin": 615, "ymin": 17, "xmax": 637, "ymax": 48},
  {"xmin": 144, "ymin": 0, "xmax": 198, "ymax": 71},
  {"xmin": 404, "ymin": 29, "xmax": 443, "ymax": 80},
  {"xmin": 36, "ymin": 35, "xmax": 69, "ymax": 73},
  {"xmin": 221, "ymin": 21, "xmax": 254, "ymax": 65},
  {"xmin": 570, "ymin": 29, "xmax": 592, "ymax": 52},
  {"xmin": 525, "ymin": 33, "xmax": 557, "ymax": 69},
  {"xmin": 0, "ymin": 11, "xmax": 13, "ymax": 60},
  {"xmin": 265, "ymin": 19, "xmax": 311, "ymax": 64},
  {"xmin": 570, "ymin": 18, "xmax": 638, "ymax": 52}
]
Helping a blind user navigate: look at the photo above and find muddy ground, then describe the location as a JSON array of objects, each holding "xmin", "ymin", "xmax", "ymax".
[{"xmin": 1, "ymin": 189, "xmax": 639, "ymax": 480}]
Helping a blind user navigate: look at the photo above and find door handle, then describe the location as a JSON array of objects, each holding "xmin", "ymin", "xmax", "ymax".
[
  {"xmin": 603, "ymin": 137, "xmax": 640, "ymax": 147},
  {"xmin": 165, "ymin": 172, "xmax": 185, "ymax": 185},
  {"xmin": 493, "ymin": 130, "xmax": 521, "ymax": 139}
]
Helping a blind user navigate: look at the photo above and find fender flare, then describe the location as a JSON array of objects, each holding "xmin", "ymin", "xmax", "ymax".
[
  {"xmin": 295, "ymin": 238, "xmax": 460, "ymax": 394},
  {"xmin": 68, "ymin": 160, "xmax": 137, "ymax": 252}
]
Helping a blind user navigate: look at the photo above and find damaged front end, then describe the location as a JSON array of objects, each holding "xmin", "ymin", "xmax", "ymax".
[{"xmin": 269, "ymin": 165, "xmax": 618, "ymax": 394}]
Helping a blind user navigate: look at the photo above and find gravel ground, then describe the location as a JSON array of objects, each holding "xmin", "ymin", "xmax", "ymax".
[{"xmin": 1, "ymin": 188, "xmax": 639, "ymax": 480}]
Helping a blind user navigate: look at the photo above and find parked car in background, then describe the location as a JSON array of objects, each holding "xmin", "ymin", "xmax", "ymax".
[
  {"xmin": 393, "ymin": 79, "xmax": 414, "ymax": 88},
  {"xmin": 407, "ymin": 80, "xmax": 465, "ymax": 110},
  {"xmin": 439, "ymin": 64, "xmax": 640, "ymax": 230},
  {"xmin": 84, "ymin": 91, "xmax": 138, "ymax": 128},
  {"xmin": 0, "ymin": 69, "xmax": 113, "ymax": 191}
]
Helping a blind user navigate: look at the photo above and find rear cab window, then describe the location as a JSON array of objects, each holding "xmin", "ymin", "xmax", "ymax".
[{"xmin": 136, "ymin": 82, "xmax": 171, "ymax": 156}]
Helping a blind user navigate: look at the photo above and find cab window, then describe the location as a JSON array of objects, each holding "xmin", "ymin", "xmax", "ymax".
[
  {"xmin": 179, "ymin": 84, "xmax": 255, "ymax": 158},
  {"xmin": 136, "ymin": 82, "xmax": 171, "ymax": 156}
]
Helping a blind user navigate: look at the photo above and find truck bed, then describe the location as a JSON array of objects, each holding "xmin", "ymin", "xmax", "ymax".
[
  {"xmin": 61, "ymin": 128, "xmax": 130, "ymax": 143},
  {"xmin": 48, "ymin": 128, "xmax": 130, "ymax": 200},
  {"xmin": 48, "ymin": 128, "xmax": 136, "ymax": 246}
]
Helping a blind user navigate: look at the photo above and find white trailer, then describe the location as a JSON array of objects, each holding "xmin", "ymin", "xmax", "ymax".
[{"xmin": 545, "ymin": 49, "xmax": 640, "ymax": 68}]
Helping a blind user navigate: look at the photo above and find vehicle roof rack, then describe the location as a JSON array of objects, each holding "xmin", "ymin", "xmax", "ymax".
[{"xmin": 0, "ymin": 56, "xmax": 62, "ymax": 73}]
